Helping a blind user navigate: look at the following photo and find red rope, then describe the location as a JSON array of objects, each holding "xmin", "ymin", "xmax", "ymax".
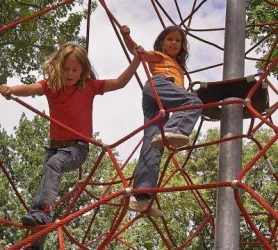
[
  {"xmin": 0, "ymin": 0, "xmax": 73, "ymax": 34},
  {"xmin": 1, "ymin": 0, "xmax": 278, "ymax": 249}
]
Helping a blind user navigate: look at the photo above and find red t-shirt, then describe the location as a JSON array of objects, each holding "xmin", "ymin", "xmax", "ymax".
[{"xmin": 39, "ymin": 79, "xmax": 105, "ymax": 140}]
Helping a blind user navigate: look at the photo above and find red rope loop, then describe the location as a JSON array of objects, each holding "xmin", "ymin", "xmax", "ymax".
[{"xmin": 1, "ymin": 0, "xmax": 277, "ymax": 249}]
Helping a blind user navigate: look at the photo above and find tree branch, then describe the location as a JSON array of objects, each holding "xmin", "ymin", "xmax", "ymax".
[{"xmin": 15, "ymin": 0, "xmax": 40, "ymax": 9}]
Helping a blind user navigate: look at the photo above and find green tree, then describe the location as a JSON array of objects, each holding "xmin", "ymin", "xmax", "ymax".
[
  {"xmin": 0, "ymin": 114, "xmax": 128, "ymax": 248},
  {"xmin": 1, "ymin": 121, "xmax": 277, "ymax": 249},
  {"xmin": 246, "ymin": 0, "xmax": 278, "ymax": 77},
  {"xmin": 0, "ymin": 0, "xmax": 97, "ymax": 84},
  {"xmin": 0, "ymin": 125, "xmax": 15, "ymax": 247},
  {"xmin": 0, "ymin": 113, "xmax": 49, "ymax": 246},
  {"xmin": 106, "ymin": 128, "xmax": 277, "ymax": 250}
]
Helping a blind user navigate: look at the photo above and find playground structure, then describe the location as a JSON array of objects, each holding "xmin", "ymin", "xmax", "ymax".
[{"xmin": 0, "ymin": 0, "xmax": 278, "ymax": 249}]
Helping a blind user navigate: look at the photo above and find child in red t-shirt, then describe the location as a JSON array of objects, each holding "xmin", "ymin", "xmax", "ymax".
[{"xmin": 0, "ymin": 42, "xmax": 143, "ymax": 249}]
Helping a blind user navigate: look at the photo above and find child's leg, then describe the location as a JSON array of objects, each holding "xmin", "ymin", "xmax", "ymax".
[
  {"xmin": 30, "ymin": 142, "xmax": 89, "ymax": 213},
  {"xmin": 164, "ymin": 88, "xmax": 202, "ymax": 136},
  {"xmin": 133, "ymin": 112, "xmax": 165, "ymax": 195},
  {"xmin": 130, "ymin": 84, "xmax": 166, "ymax": 216},
  {"xmin": 149, "ymin": 75, "xmax": 202, "ymax": 136},
  {"xmin": 22, "ymin": 142, "xmax": 89, "ymax": 226},
  {"xmin": 134, "ymin": 82, "xmax": 169, "ymax": 193},
  {"xmin": 22, "ymin": 141, "xmax": 89, "ymax": 247}
]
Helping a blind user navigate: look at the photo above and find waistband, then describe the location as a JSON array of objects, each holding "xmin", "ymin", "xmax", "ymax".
[
  {"xmin": 49, "ymin": 139, "xmax": 87, "ymax": 148},
  {"xmin": 151, "ymin": 74, "xmax": 175, "ymax": 83}
]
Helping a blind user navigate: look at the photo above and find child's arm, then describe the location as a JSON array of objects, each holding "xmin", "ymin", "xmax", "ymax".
[
  {"xmin": 0, "ymin": 83, "xmax": 43, "ymax": 99},
  {"xmin": 121, "ymin": 25, "xmax": 162, "ymax": 63},
  {"xmin": 103, "ymin": 46, "xmax": 143, "ymax": 92},
  {"xmin": 121, "ymin": 25, "xmax": 138, "ymax": 55}
]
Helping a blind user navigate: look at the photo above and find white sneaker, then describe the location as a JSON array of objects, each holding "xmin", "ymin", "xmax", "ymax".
[
  {"xmin": 151, "ymin": 132, "xmax": 190, "ymax": 149},
  {"xmin": 129, "ymin": 196, "xmax": 163, "ymax": 217}
]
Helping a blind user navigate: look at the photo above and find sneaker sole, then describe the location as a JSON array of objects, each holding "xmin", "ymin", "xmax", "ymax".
[
  {"xmin": 168, "ymin": 136, "xmax": 190, "ymax": 148},
  {"xmin": 151, "ymin": 136, "xmax": 190, "ymax": 149},
  {"xmin": 151, "ymin": 138, "xmax": 164, "ymax": 149},
  {"xmin": 129, "ymin": 201, "xmax": 149, "ymax": 213},
  {"xmin": 129, "ymin": 201, "xmax": 163, "ymax": 217},
  {"xmin": 129, "ymin": 205, "xmax": 163, "ymax": 217}
]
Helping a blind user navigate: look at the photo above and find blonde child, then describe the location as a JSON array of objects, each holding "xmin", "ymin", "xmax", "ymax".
[
  {"xmin": 121, "ymin": 25, "xmax": 202, "ymax": 217},
  {"xmin": 0, "ymin": 42, "xmax": 143, "ymax": 249}
]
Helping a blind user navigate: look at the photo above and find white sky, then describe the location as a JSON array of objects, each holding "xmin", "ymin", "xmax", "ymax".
[{"xmin": 1, "ymin": 0, "xmax": 277, "ymax": 161}]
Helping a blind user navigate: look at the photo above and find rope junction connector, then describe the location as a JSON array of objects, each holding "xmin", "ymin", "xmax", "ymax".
[
  {"xmin": 102, "ymin": 143, "xmax": 109, "ymax": 149},
  {"xmin": 200, "ymin": 81, "xmax": 208, "ymax": 88},
  {"xmin": 231, "ymin": 180, "xmax": 239, "ymax": 190},
  {"xmin": 244, "ymin": 98, "xmax": 251, "ymax": 105},
  {"xmin": 245, "ymin": 74, "xmax": 256, "ymax": 83},
  {"xmin": 262, "ymin": 81, "xmax": 268, "ymax": 89},
  {"xmin": 159, "ymin": 109, "xmax": 166, "ymax": 117},
  {"xmin": 265, "ymin": 108, "xmax": 270, "ymax": 114},
  {"xmin": 247, "ymin": 134, "xmax": 254, "ymax": 140},
  {"xmin": 125, "ymin": 187, "xmax": 132, "ymax": 197}
]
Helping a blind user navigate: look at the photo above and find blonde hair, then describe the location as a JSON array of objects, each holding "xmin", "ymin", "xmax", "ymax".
[{"xmin": 42, "ymin": 42, "xmax": 97, "ymax": 91}]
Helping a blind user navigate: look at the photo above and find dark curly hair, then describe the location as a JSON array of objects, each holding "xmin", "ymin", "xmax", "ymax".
[{"xmin": 153, "ymin": 26, "xmax": 189, "ymax": 71}]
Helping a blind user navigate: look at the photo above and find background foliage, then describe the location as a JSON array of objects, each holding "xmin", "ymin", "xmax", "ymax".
[
  {"xmin": 0, "ymin": 0, "xmax": 97, "ymax": 84},
  {"xmin": 0, "ymin": 0, "xmax": 277, "ymax": 249},
  {"xmin": 0, "ymin": 116, "xmax": 277, "ymax": 249},
  {"xmin": 246, "ymin": 0, "xmax": 278, "ymax": 78}
]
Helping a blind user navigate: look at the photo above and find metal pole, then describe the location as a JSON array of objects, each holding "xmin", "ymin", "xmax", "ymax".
[{"xmin": 214, "ymin": 1, "xmax": 246, "ymax": 249}]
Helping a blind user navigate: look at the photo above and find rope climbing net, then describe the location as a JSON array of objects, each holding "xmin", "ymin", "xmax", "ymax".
[{"xmin": 0, "ymin": 0, "xmax": 278, "ymax": 249}]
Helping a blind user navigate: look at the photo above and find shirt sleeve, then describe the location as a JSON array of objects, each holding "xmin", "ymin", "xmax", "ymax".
[
  {"xmin": 38, "ymin": 80, "xmax": 47, "ymax": 94},
  {"xmin": 91, "ymin": 79, "xmax": 106, "ymax": 95},
  {"xmin": 147, "ymin": 51, "xmax": 166, "ymax": 68},
  {"xmin": 152, "ymin": 51, "xmax": 165, "ymax": 57},
  {"xmin": 153, "ymin": 51, "xmax": 174, "ymax": 62}
]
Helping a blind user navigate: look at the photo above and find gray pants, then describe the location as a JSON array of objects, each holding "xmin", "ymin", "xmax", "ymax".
[
  {"xmin": 28, "ymin": 141, "xmax": 89, "ymax": 249},
  {"xmin": 134, "ymin": 75, "xmax": 202, "ymax": 199},
  {"xmin": 30, "ymin": 141, "xmax": 89, "ymax": 213}
]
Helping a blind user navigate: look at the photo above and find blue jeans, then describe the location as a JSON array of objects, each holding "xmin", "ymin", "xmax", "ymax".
[
  {"xmin": 134, "ymin": 75, "xmax": 202, "ymax": 199},
  {"xmin": 30, "ymin": 141, "xmax": 89, "ymax": 213}
]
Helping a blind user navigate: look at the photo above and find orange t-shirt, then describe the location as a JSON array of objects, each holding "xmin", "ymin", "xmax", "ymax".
[
  {"xmin": 148, "ymin": 51, "xmax": 185, "ymax": 88},
  {"xmin": 39, "ymin": 79, "xmax": 105, "ymax": 140}
]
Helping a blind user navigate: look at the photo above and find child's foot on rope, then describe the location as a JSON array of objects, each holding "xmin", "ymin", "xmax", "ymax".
[
  {"xmin": 151, "ymin": 132, "xmax": 190, "ymax": 149},
  {"xmin": 21, "ymin": 211, "xmax": 52, "ymax": 226},
  {"xmin": 129, "ymin": 196, "xmax": 163, "ymax": 217}
]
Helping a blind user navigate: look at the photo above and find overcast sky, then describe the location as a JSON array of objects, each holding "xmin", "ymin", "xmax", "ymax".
[{"xmin": 1, "ymin": 0, "xmax": 276, "ymax": 161}]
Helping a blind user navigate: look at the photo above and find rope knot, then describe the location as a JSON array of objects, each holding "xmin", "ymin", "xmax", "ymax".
[{"xmin": 231, "ymin": 180, "xmax": 239, "ymax": 190}]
